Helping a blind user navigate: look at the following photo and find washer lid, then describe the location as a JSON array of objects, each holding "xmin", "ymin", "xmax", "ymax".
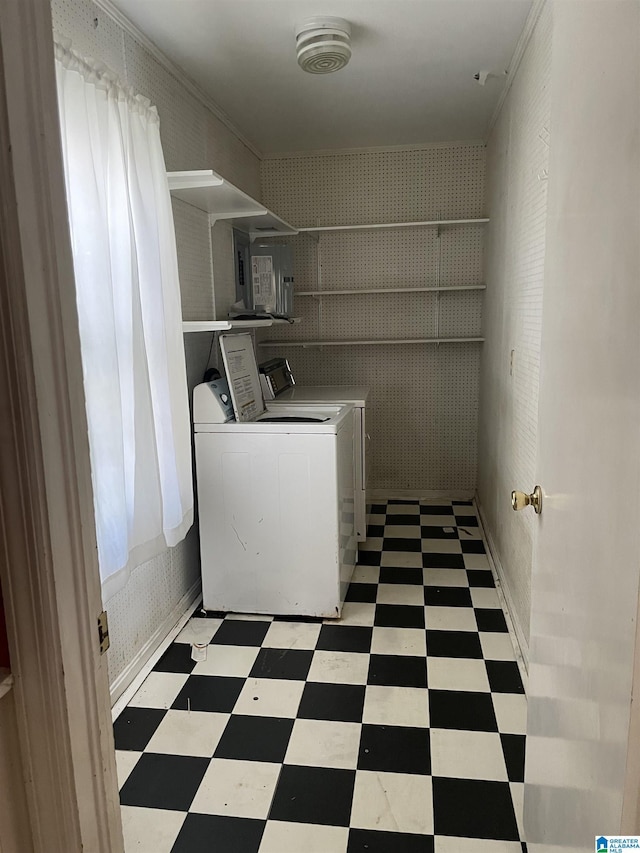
[
  {"xmin": 194, "ymin": 403, "xmax": 352, "ymax": 434},
  {"xmin": 219, "ymin": 333, "xmax": 265, "ymax": 422}
]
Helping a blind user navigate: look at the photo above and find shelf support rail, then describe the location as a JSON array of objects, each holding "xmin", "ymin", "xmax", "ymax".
[
  {"xmin": 317, "ymin": 233, "xmax": 323, "ymax": 338},
  {"xmin": 435, "ymin": 222, "xmax": 442, "ymax": 344},
  {"xmin": 296, "ymin": 217, "xmax": 489, "ymax": 233},
  {"xmin": 258, "ymin": 337, "xmax": 485, "ymax": 348}
]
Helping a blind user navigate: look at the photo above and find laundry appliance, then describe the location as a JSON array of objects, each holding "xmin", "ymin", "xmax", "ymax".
[
  {"xmin": 259, "ymin": 357, "xmax": 369, "ymax": 541},
  {"xmin": 193, "ymin": 334, "xmax": 355, "ymax": 618}
]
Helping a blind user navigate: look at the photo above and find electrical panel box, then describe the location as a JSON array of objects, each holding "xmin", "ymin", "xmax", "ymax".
[
  {"xmin": 250, "ymin": 242, "xmax": 294, "ymax": 318},
  {"xmin": 233, "ymin": 232, "xmax": 295, "ymax": 319},
  {"xmin": 233, "ymin": 228, "xmax": 251, "ymax": 310}
]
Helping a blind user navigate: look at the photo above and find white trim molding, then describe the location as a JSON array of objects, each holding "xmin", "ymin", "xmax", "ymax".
[
  {"xmin": 476, "ymin": 496, "xmax": 530, "ymax": 674},
  {"xmin": 0, "ymin": 0, "xmax": 123, "ymax": 849},
  {"xmin": 368, "ymin": 489, "xmax": 476, "ymax": 502},
  {"xmin": 485, "ymin": 0, "xmax": 548, "ymax": 141},
  {"xmin": 110, "ymin": 581, "xmax": 201, "ymax": 710}
]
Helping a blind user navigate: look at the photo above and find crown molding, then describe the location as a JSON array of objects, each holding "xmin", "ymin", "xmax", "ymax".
[
  {"xmin": 92, "ymin": 0, "xmax": 263, "ymax": 160},
  {"xmin": 263, "ymin": 139, "xmax": 486, "ymax": 160},
  {"xmin": 485, "ymin": 0, "xmax": 548, "ymax": 141}
]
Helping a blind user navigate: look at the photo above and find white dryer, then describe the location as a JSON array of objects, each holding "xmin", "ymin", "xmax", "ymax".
[
  {"xmin": 193, "ymin": 334, "xmax": 356, "ymax": 618},
  {"xmin": 259, "ymin": 358, "xmax": 369, "ymax": 541}
]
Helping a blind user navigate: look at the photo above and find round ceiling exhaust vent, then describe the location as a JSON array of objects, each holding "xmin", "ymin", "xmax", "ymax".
[{"xmin": 296, "ymin": 17, "xmax": 352, "ymax": 74}]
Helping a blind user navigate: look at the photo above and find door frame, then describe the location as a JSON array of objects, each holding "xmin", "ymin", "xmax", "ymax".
[{"xmin": 0, "ymin": 0, "xmax": 122, "ymax": 850}]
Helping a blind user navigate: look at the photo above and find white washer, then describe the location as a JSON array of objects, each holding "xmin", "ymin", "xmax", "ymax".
[
  {"xmin": 259, "ymin": 360, "xmax": 369, "ymax": 541},
  {"xmin": 193, "ymin": 335, "xmax": 356, "ymax": 618}
]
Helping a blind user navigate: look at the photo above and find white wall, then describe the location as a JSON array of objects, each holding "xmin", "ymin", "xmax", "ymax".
[
  {"xmin": 50, "ymin": 0, "xmax": 261, "ymax": 694},
  {"xmin": 260, "ymin": 144, "xmax": 486, "ymax": 493},
  {"xmin": 477, "ymin": 1, "xmax": 551, "ymax": 651}
]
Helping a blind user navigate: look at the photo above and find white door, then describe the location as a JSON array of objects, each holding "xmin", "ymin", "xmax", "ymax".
[{"xmin": 524, "ymin": 2, "xmax": 640, "ymax": 850}]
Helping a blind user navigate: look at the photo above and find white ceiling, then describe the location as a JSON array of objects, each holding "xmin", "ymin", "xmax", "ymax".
[{"xmin": 111, "ymin": 0, "xmax": 533, "ymax": 154}]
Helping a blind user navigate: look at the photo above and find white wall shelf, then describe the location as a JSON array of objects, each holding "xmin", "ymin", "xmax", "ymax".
[
  {"xmin": 167, "ymin": 170, "xmax": 298, "ymax": 238},
  {"xmin": 297, "ymin": 218, "xmax": 489, "ymax": 233},
  {"xmin": 296, "ymin": 284, "xmax": 487, "ymax": 297},
  {"xmin": 258, "ymin": 337, "xmax": 484, "ymax": 348},
  {"xmin": 261, "ymin": 227, "xmax": 486, "ymax": 350},
  {"xmin": 182, "ymin": 320, "xmax": 232, "ymax": 332},
  {"xmin": 183, "ymin": 318, "xmax": 301, "ymax": 333}
]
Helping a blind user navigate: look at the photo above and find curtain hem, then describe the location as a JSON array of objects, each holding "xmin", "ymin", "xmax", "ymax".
[
  {"xmin": 100, "ymin": 508, "xmax": 193, "ymax": 604},
  {"xmin": 164, "ymin": 508, "xmax": 194, "ymax": 549}
]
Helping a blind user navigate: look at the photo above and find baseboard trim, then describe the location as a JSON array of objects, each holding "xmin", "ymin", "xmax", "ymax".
[
  {"xmin": 368, "ymin": 489, "xmax": 475, "ymax": 501},
  {"xmin": 110, "ymin": 579, "xmax": 202, "ymax": 716},
  {"xmin": 475, "ymin": 496, "xmax": 530, "ymax": 679}
]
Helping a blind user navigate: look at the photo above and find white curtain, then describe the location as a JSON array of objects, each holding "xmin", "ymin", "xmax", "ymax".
[{"xmin": 54, "ymin": 39, "xmax": 193, "ymax": 602}]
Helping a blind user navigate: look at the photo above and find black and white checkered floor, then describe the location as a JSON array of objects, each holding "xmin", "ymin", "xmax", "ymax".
[{"xmin": 114, "ymin": 499, "xmax": 527, "ymax": 852}]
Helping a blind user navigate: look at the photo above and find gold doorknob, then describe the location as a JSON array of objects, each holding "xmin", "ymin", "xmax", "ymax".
[{"xmin": 511, "ymin": 485, "xmax": 543, "ymax": 514}]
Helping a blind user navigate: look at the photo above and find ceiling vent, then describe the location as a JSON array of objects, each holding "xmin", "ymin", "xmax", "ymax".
[{"xmin": 296, "ymin": 17, "xmax": 352, "ymax": 74}]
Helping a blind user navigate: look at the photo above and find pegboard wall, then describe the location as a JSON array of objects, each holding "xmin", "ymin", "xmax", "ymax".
[
  {"xmin": 478, "ymin": 0, "xmax": 552, "ymax": 647},
  {"xmin": 262, "ymin": 145, "xmax": 486, "ymax": 227},
  {"xmin": 173, "ymin": 198, "xmax": 213, "ymax": 322},
  {"xmin": 211, "ymin": 222, "xmax": 237, "ymax": 328},
  {"xmin": 106, "ymin": 528, "xmax": 201, "ymax": 694},
  {"xmin": 50, "ymin": 0, "xmax": 262, "ymax": 690},
  {"xmin": 260, "ymin": 144, "xmax": 486, "ymax": 491}
]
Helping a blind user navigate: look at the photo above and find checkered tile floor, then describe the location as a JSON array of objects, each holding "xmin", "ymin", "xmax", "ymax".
[{"xmin": 114, "ymin": 500, "xmax": 528, "ymax": 852}]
